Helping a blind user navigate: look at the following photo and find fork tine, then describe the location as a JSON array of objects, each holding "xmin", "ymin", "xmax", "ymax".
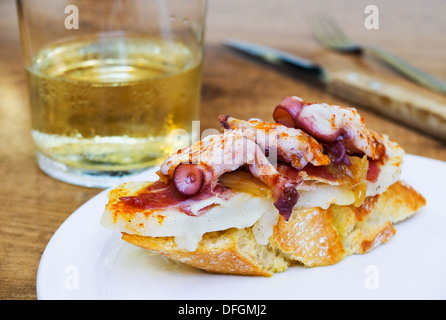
[
  {"xmin": 307, "ymin": 16, "xmax": 334, "ymax": 48},
  {"xmin": 321, "ymin": 18, "xmax": 353, "ymax": 46},
  {"xmin": 307, "ymin": 16, "xmax": 360, "ymax": 52},
  {"xmin": 308, "ymin": 17, "xmax": 446, "ymax": 94},
  {"xmin": 308, "ymin": 16, "xmax": 344, "ymax": 47}
]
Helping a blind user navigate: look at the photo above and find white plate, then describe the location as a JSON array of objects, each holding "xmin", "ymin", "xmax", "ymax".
[{"xmin": 37, "ymin": 155, "xmax": 446, "ymax": 300}]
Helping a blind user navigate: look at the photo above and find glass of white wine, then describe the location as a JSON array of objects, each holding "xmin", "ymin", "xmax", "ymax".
[{"xmin": 16, "ymin": 0, "xmax": 207, "ymax": 188}]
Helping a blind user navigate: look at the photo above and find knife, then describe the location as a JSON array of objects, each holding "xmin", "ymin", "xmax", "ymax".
[{"xmin": 223, "ymin": 39, "xmax": 446, "ymax": 142}]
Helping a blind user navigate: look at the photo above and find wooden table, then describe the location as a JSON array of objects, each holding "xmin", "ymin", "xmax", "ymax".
[{"xmin": 1, "ymin": 0, "xmax": 445, "ymax": 300}]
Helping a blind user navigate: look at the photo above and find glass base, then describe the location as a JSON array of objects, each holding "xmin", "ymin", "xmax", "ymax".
[{"xmin": 36, "ymin": 152, "xmax": 152, "ymax": 188}]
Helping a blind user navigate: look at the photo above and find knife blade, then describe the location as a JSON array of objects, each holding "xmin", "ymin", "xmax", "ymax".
[
  {"xmin": 223, "ymin": 39, "xmax": 326, "ymax": 81},
  {"xmin": 223, "ymin": 39, "xmax": 446, "ymax": 142}
]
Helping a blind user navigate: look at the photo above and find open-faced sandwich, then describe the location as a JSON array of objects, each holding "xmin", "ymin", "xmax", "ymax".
[{"xmin": 101, "ymin": 96, "xmax": 426, "ymax": 276}]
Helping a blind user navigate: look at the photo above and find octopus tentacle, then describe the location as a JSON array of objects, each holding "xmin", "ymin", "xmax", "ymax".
[
  {"xmin": 160, "ymin": 130, "xmax": 299, "ymax": 219},
  {"xmin": 273, "ymin": 96, "xmax": 386, "ymax": 161},
  {"xmin": 218, "ymin": 115, "xmax": 330, "ymax": 170}
]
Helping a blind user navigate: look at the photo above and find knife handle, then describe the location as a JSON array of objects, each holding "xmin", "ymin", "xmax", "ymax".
[{"xmin": 326, "ymin": 71, "xmax": 446, "ymax": 142}]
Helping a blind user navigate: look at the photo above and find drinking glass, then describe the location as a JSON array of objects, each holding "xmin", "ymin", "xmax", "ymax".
[{"xmin": 16, "ymin": 0, "xmax": 207, "ymax": 188}]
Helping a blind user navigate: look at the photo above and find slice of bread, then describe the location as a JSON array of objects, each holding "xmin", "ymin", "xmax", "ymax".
[
  {"xmin": 122, "ymin": 228, "xmax": 288, "ymax": 277},
  {"xmin": 271, "ymin": 180, "xmax": 426, "ymax": 267},
  {"xmin": 119, "ymin": 180, "xmax": 425, "ymax": 276}
]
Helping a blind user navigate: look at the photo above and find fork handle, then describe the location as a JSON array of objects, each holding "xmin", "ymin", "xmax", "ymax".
[
  {"xmin": 364, "ymin": 45, "xmax": 446, "ymax": 95},
  {"xmin": 326, "ymin": 70, "xmax": 446, "ymax": 142}
]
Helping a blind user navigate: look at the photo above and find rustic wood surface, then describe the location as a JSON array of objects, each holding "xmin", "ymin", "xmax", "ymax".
[{"xmin": 0, "ymin": 0, "xmax": 445, "ymax": 299}]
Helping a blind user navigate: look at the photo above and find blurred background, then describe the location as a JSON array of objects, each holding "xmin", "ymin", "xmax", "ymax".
[{"xmin": 1, "ymin": 0, "xmax": 445, "ymax": 156}]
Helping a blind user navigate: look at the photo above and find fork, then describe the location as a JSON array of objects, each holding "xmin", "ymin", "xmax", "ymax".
[{"xmin": 307, "ymin": 16, "xmax": 446, "ymax": 95}]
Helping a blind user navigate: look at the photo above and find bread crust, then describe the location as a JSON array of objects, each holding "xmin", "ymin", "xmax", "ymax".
[
  {"xmin": 117, "ymin": 180, "xmax": 425, "ymax": 275},
  {"xmin": 270, "ymin": 180, "xmax": 425, "ymax": 267},
  {"xmin": 122, "ymin": 228, "xmax": 288, "ymax": 277},
  {"xmin": 270, "ymin": 207, "xmax": 346, "ymax": 267}
]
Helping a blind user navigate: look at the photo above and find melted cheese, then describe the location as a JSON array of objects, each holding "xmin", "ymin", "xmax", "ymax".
[
  {"xmin": 101, "ymin": 183, "xmax": 363, "ymax": 252},
  {"xmin": 366, "ymin": 135, "xmax": 404, "ymax": 196},
  {"xmin": 101, "ymin": 136, "xmax": 403, "ymax": 252},
  {"xmin": 101, "ymin": 192, "xmax": 278, "ymax": 251},
  {"xmin": 296, "ymin": 184, "xmax": 356, "ymax": 209}
]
